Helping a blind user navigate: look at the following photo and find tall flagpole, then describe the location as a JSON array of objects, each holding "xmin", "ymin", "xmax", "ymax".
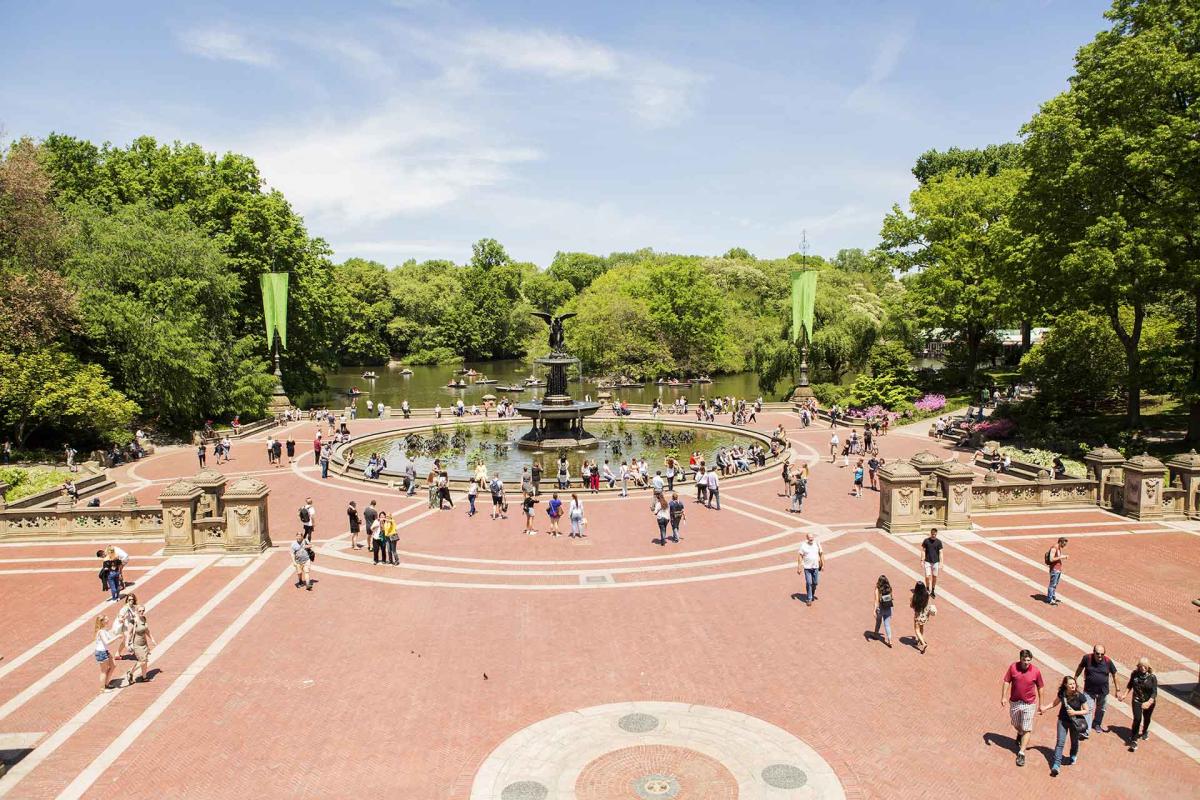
[{"xmin": 798, "ymin": 230, "xmax": 811, "ymax": 389}]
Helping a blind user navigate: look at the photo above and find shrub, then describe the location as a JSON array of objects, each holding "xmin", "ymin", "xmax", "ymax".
[
  {"xmin": 0, "ymin": 467, "xmax": 72, "ymax": 501},
  {"xmin": 914, "ymin": 394, "xmax": 947, "ymax": 413}
]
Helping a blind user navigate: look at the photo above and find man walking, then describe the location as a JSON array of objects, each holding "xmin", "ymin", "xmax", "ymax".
[
  {"xmin": 668, "ymin": 492, "xmax": 685, "ymax": 542},
  {"xmin": 829, "ymin": 432, "xmax": 839, "ymax": 463},
  {"xmin": 1074, "ymin": 643, "xmax": 1118, "ymax": 736},
  {"xmin": 1000, "ymin": 649, "xmax": 1044, "ymax": 767},
  {"xmin": 796, "ymin": 533, "xmax": 823, "ymax": 606},
  {"xmin": 1046, "ymin": 537, "xmax": 1068, "ymax": 605},
  {"xmin": 300, "ymin": 498, "xmax": 315, "ymax": 542},
  {"xmin": 920, "ymin": 528, "xmax": 944, "ymax": 598},
  {"xmin": 705, "ymin": 469, "xmax": 720, "ymax": 510},
  {"xmin": 291, "ymin": 532, "xmax": 312, "ymax": 591},
  {"xmin": 197, "ymin": 441, "xmax": 206, "ymax": 468}
]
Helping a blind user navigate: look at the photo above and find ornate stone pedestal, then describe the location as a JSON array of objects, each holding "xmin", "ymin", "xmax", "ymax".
[
  {"xmin": 877, "ymin": 460, "xmax": 923, "ymax": 533},
  {"xmin": 1122, "ymin": 453, "xmax": 1167, "ymax": 522}
]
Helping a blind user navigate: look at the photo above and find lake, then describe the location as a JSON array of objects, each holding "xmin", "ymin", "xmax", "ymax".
[{"xmin": 319, "ymin": 359, "xmax": 769, "ymax": 409}]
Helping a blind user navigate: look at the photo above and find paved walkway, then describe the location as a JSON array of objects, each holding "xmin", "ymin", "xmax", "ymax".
[{"xmin": 0, "ymin": 410, "xmax": 1196, "ymax": 798}]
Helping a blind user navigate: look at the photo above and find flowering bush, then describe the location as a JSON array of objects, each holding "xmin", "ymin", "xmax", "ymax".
[
  {"xmin": 914, "ymin": 394, "xmax": 947, "ymax": 413},
  {"xmin": 973, "ymin": 418, "xmax": 1017, "ymax": 439},
  {"xmin": 845, "ymin": 404, "xmax": 900, "ymax": 421}
]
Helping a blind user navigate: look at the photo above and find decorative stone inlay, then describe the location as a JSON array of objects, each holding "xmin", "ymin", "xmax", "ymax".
[
  {"xmin": 633, "ymin": 774, "xmax": 679, "ymax": 798},
  {"xmin": 762, "ymin": 763, "xmax": 808, "ymax": 789},
  {"xmin": 618, "ymin": 713, "xmax": 659, "ymax": 733},
  {"xmin": 499, "ymin": 781, "xmax": 548, "ymax": 800},
  {"xmin": 469, "ymin": 702, "xmax": 845, "ymax": 799}
]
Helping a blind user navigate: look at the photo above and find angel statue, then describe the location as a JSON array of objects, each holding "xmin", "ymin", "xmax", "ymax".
[{"xmin": 530, "ymin": 312, "xmax": 577, "ymax": 353}]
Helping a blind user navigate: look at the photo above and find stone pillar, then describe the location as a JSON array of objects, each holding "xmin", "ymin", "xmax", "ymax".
[
  {"xmin": 1166, "ymin": 450, "xmax": 1200, "ymax": 519},
  {"xmin": 910, "ymin": 450, "xmax": 947, "ymax": 497},
  {"xmin": 120, "ymin": 493, "xmax": 138, "ymax": 535},
  {"xmin": 1035, "ymin": 470, "xmax": 1054, "ymax": 506},
  {"xmin": 936, "ymin": 460, "xmax": 976, "ymax": 530},
  {"xmin": 159, "ymin": 479, "xmax": 202, "ymax": 554},
  {"xmin": 980, "ymin": 472, "xmax": 1000, "ymax": 510},
  {"xmin": 192, "ymin": 469, "xmax": 228, "ymax": 521},
  {"xmin": 222, "ymin": 476, "xmax": 273, "ymax": 554},
  {"xmin": 1121, "ymin": 453, "xmax": 1167, "ymax": 522},
  {"xmin": 1084, "ymin": 445, "xmax": 1126, "ymax": 507},
  {"xmin": 877, "ymin": 460, "xmax": 923, "ymax": 533}
]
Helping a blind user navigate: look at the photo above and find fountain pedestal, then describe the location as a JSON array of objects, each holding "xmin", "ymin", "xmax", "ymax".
[{"xmin": 515, "ymin": 355, "xmax": 601, "ymax": 450}]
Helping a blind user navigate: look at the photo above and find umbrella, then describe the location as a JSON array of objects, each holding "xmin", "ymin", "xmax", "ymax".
[{"xmin": 482, "ymin": 393, "xmax": 497, "ymax": 401}]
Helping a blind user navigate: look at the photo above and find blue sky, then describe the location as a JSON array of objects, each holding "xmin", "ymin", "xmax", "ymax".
[{"xmin": 0, "ymin": 0, "xmax": 1111, "ymax": 266}]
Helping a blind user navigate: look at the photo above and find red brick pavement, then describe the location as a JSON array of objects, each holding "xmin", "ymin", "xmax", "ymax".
[{"xmin": 0, "ymin": 411, "xmax": 1194, "ymax": 799}]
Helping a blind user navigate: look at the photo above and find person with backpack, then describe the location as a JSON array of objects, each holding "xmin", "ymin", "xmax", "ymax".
[
  {"xmin": 1046, "ymin": 537, "xmax": 1068, "ymax": 605},
  {"xmin": 489, "ymin": 474, "xmax": 507, "ymax": 520},
  {"xmin": 790, "ymin": 472, "xmax": 807, "ymax": 513},
  {"xmin": 1074, "ymin": 644, "xmax": 1118, "ymax": 736},
  {"xmin": 299, "ymin": 498, "xmax": 315, "ymax": 542},
  {"xmin": 668, "ymin": 492, "xmax": 685, "ymax": 542}
]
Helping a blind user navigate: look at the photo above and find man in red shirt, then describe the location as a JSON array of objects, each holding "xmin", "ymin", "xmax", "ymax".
[
  {"xmin": 313, "ymin": 432, "xmax": 323, "ymax": 465},
  {"xmin": 1000, "ymin": 648, "xmax": 1044, "ymax": 767}
]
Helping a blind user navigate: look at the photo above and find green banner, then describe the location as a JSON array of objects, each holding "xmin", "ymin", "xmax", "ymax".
[
  {"xmin": 260, "ymin": 272, "xmax": 289, "ymax": 350},
  {"xmin": 791, "ymin": 269, "xmax": 817, "ymax": 342}
]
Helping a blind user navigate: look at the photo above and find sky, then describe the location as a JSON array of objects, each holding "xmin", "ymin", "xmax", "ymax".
[{"xmin": 0, "ymin": 0, "xmax": 1112, "ymax": 267}]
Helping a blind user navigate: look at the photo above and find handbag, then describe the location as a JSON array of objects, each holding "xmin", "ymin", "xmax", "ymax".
[
  {"xmin": 306, "ymin": 546, "xmax": 316, "ymax": 562},
  {"xmin": 1070, "ymin": 714, "xmax": 1088, "ymax": 735}
]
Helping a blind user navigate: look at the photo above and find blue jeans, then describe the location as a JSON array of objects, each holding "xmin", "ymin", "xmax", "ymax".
[
  {"xmin": 107, "ymin": 571, "xmax": 120, "ymax": 600},
  {"xmin": 874, "ymin": 607, "xmax": 892, "ymax": 640},
  {"xmin": 467, "ymin": 495, "xmax": 476, "ymax": 515},
  {"xmin": 1047, "ymin": 570, "xmax": 1062, "ymax": 602},
  {"xmin": 707, "ymin": 489, "xmax": 720, "ymax": 509},
  {"xmin": 1053, "ymin": 716, "xmax": 1080, "ymax": 768},
  {"xmin": 1083, "ymin": 692, "xmax": 1108, "ymax": 731},
  {"xmin": 804, "ymin": 567, "xmax": 819, "ymax": 602},
  {"xmin": 320, "ymin": 460, "xmax": 329, "ymax": 479}
]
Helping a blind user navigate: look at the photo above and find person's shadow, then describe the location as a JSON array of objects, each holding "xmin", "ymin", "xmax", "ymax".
[{"xmin": 982, "ymin": 732, "xmax": 1018, "ymax": 751}]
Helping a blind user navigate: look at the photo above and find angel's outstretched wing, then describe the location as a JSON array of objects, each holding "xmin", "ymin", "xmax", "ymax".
[
  {"xmin": 530, "ymin": 312, "xmax": 554, "ymax": 324},
  {"xmin": 555, "ymin": 313, "xmax": 578, "ymax": 323}
]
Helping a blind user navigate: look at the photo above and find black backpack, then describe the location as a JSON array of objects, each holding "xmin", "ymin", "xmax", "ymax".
[
  {"xmin": 299, "ymin": 507, "xmax": 310, "ymax": 524},
  {"xmin": 1044, "ymin": 548, "xmax": 1053, "ymax": 566}
]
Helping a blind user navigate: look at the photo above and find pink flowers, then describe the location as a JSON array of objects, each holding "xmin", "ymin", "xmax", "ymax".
[
  {"xmin": 914, "ymin": 394, "xmax": 947, "ymax": 412},
  {"xmin": 973, "ymin": 418, "xmax": 1017, "ymax": 439}
]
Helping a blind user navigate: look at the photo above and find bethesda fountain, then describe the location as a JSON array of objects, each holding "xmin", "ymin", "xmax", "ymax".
[{"xmin": 516, "ymin": 312, "xmax": 601, "ymax": 450}]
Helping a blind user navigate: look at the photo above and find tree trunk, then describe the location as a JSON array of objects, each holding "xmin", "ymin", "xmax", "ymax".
[
  {"xmin": 1189, "ymin": 289, "xmax": 1200, "ymax": 443},
  {"xmin": 1108, "ymin": 303, "xmax": 1144, "ymax": 431},
  {"xmin": 1021, "ymin": 320, "xmax": 1032, "ymax": 351}
]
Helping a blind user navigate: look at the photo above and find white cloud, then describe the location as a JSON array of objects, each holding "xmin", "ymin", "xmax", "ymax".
[
  {"xmin": 846, "ymin": 27, "xmax": 912, "ymax": 113},
  {"xmin": 240, "ymin": 102, "xmax": 540, "ymax": 224},
  {"xmin": 456, "ymin": 28, "xmax": 703, "ymax": 127},
  {"xmin": 459, "ymin": 29, "xmax": 620, "ymax": 79},
  {"xmin": 179, "ymin": 25, "xmax": 275, "ymax": 67}
]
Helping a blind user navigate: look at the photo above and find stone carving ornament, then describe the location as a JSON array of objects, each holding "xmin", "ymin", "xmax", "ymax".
[{"xmin": 168, "ymin": 508, "xmax": 188, "ymax": 530}]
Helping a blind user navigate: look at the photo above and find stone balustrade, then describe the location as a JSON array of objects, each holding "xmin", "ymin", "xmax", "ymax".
[
  {"xmin": 878, "ymin": 447, "xmax": 1200, "ymax": 532},
  {"xmin": 0, "ymin": 493, "xmax": 162, "ymax": 541}
]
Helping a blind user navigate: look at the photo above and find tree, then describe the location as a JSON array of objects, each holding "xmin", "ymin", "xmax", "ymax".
[
  {"xmin": 912, "ymin": 143, "xmax": 1023, "ymax": 185},
  {"xmin": 64, "ymin": 202, "xmax": 256, "ymax": 429},
  {"xmin": 1020, "ymin": 312, "xmax": 1126, "ymax": 410},
  {"xmin": 470, "ymin": 238, "xmax": 510, "ymax": 270},
  {"xmin": 521, "ymin": 269, "xmax": 575, "ymax": 313},
  {"xmin": 333, "ymin": 258, "xmax": 393, "ymax": 364},
  {"xmin": 722, "ymin": 247, "xmax": 754, "ymax": 260},
  {"xmin": 881, "ymin": 168, "xmax": 1023, "ymax": 380},
  {"xmin": 548, "ymin": 251, "xmax": 610, "ymax": 292},
  {"xmin": 1015, "ymin": 0, "xmax": 1199, "ymax": 433},
  {"xmin": 0, "ymin": 348, "xmax": 138, "ymax": 447}
]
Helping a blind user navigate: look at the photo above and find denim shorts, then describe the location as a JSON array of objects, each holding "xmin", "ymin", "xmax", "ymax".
[{"xmin": 94, "ymin": 650, "xmax": 110, "ymax": 663}]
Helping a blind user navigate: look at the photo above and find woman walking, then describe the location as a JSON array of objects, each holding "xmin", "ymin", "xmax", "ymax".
[
  {"xmin": 568, "ymin": 493, "xmax": 585, "ymax": 538},
  {"xmin": 123, "ymin": 605, "xmax": 157, "ymax": 685},
  {"xmin": 546, "ymin": 492, "xmax": 563, "ymax": 536},
  {"xmin": 1122, "ymin": 657, "xmax": 1158, "ymax": 751},
  {"xmin": 873, "ymin": 575, "xmax": 894, "ymax": 647},
  {"xmin": 911, "ymin": 582, "xmax": 935, "ymax": 654},
  {"xmin": 522, "ymin": 492, "xmax": 538, "ymax": 535},
  {"xmin": 1041, "ymin": 676, "xmax": 1088, "ymax": 775},
  {"xmin": 780, "ymin": 460, "xmax": 791, "ymax": 496},
  {"xmin": 852, "ymin": 459, "xmax": 864, "ymax": 497},
  {"xmin": 93, "ymin": 615, "xmax": 119, "ymax": 692},
  {"xmin": 285, "ymin": 435, "xmax": 296, "ymax": 464},
  {"xmin": 653, "ymin": 496, "xmax": 670, "ymax": 546}
]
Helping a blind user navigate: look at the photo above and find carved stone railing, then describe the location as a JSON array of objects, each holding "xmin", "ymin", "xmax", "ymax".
[{"xmin": 0, "ymin": 494, "xmax": 163, "ymax": 541}]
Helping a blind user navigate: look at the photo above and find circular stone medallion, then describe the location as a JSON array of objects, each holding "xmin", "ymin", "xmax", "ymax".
[
  {"xmin": 618, "ymin": 712, "xmax": 660, "ymax": 733},
  {"xmin": 762, "ymin": 763, "xmax": 808, "ymax": 789},
  {"xmin": 576, "ymin": 745, "xmax": 734, "ymax": 800},
  {"xmin": 499, "ymin": 781, "xmax": 548, "ymax": 800}
]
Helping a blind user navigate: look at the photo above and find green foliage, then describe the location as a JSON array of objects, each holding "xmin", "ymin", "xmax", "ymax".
[
  {"xmin": 0, "ymin": 348, "xmax": 138, "ymax": 447},
  {"xmin": 811, "ymin": 382, "xmax": 849, "ymax": 407},
  {"xmin": 548, "ymin": 251, "xmax": 611, "ymax": 292},
  {"xmin": 882, "ymin": 168, "xmax": 1024, "ymax": 377},
  {"xmin": 0, "ymin": 467, "xmax": 73, "ymax": 501},
  {"xmin": 1020, "ymin": 312, "xmax": 1125, "ymax": 410},
  {"xmin": 998, "ymin": 446, "xmax": 1086, "ymax": 479},
  {"xmin": 867, "ymin": 340, "xmax": 916, "ymax": 386},
  {"xmin": 405, "ymin": 346, "xmax": 462, "ymax": 365},
  {"xmin": 912, "ymin": 143, "xmax": 1023, "ymax": 185},
  {"xmin": 846, "ymin": 373, "xmax": 917, "ymax": 410},
  {"xmin": 1014, "ymin": 0, "xmax": 1200, "ymax": 430}
]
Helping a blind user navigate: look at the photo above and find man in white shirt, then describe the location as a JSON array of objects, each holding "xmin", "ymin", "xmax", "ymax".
[
  {"xmin": 706, "ymin": 470, "xmax": 720, "ymax": 510},
  {"xmin": 796, "ymin": 533, "xmax": 824, "ymax": 606},
  {"xmin": 829, "ymin": 432, "xmax": 839, "ymax": 463}
]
